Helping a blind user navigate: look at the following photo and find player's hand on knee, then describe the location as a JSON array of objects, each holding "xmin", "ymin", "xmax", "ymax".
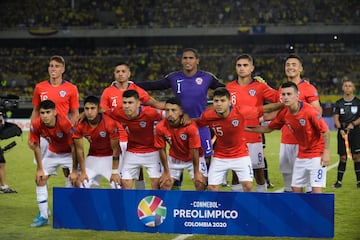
[{"xmin": 159, "ymin": 173, "xmax": 172, "ymax": 190}]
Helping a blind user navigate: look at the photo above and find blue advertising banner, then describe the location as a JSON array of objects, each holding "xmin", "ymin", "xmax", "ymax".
[{"xmin": 53, "ymin": 188, "xmax": 334, "ymax": 238}]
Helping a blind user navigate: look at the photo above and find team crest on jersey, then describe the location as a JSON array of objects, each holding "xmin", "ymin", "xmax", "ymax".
[
  {"xmin": 248, "ymin": 89, "xmax": 256, "ymax": 96},
  {"xmin": 351, "ymin": 106, "xmax": 358, "ymax": 114},
  {"xmin": 195, "ymin": 77, "xmax": 203, "ymax": 85},
  {"xmin": 232, "ymin": 120, "xmax": 239, "ymax": 127},
  {"xmin": 139, "ymin": 121, "xmax": 147, "ymax": 128},
  {"xmin": 59, "ymin": 90, "xmax": 67, "ymax": 98},
  {"xmin": 180, "ymin": 134, "xmax": 187, "ymax": 140},
  {"xmin": 99, "ymin": 131, "xmax": 106, "ymax": 138},
  {"xmin": 340, "ymin": 108, "xmax": 345, "ymax": 114},
  {"xmin": 56, "ymin": 132, "xmax": 64, "ymax": 138},
  {"xmin": 299, "ymin": 119, "xmax": 306, "ymax": 126}
]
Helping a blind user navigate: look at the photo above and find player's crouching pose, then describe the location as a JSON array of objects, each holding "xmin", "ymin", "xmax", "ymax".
[
  {"xmin": 28, "ymin": 100, "xmax": 76, "ymax": 227},
  {"xmin": 247, "ymin": 82, "xmax": 330, "ymax": 193},
  {"xmin": 195, "ymin": 87, "xmax": 284, "ymax": 191},
  {"xmin": 155, "ymin": 97, "xmax": 207, "ymax": 190},
  {"xmin": 69, "ymin": 96, "xmax": 121, "ymax": 189},
  {"xmin": 107, "ymin": 90, "xmax": 164, "ymax": 189}
]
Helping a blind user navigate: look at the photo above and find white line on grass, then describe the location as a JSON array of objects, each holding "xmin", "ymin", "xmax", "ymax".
[{"xmin": 172, "ymin": 234, "xmax": 193, "ymax": 240}]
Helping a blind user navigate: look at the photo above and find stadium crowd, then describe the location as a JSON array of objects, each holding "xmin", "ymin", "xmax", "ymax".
[
  {"xmin": 0, "ymin": 43, "xmax": 359, "ymax": 100},
  {"xmin": 0, "ymin": 0, "xmax": 359, "ymax": 29}
]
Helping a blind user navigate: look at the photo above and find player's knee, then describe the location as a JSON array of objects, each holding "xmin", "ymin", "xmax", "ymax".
[
  {"xmin": 242, "ymin": 182, "xmax": 253, "ymax": 192},
  {"xmin": 207, "ymin": 185, "xmax": 219, "ymax": 191}
]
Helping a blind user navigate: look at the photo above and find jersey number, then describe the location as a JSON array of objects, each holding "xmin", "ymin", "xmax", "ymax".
[
  {"xmin": 212, "ymin": 126, "xmax": 223, "ymax": 136},
  {"xmin": 176, "ymin": 83, "xmax": 181, "ymax": 93}
]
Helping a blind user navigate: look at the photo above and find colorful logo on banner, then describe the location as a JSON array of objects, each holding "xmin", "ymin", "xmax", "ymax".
[{"xmin": 137, "ymin": 195, "xmax": 167, "ymax": 227}]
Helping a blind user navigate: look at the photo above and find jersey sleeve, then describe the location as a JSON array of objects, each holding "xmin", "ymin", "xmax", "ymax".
[
  {"xmin": 106, "ymin": 117, "xmax": 120, "ymax": 140},
  {"xmin": 303, "ymin": 83, "xmax": 320, "ymax": 103},
  {"xmin": 63, "ymin": 119, "xmax": 75, "ymax": 145},
  {"xmin": 72, "ymin": 123, "xmax": 83, "ymax": 139},
  {"xmin": 195, "ymin": 111, "xmax": 209, "ymax": 128},
  {"xmin": 262, "ymin": 84, "xmax": 279, "ymax": 103},
  {"xmin": 134, "ymin": 84, "xmax": 151, "ymax": 103},
  {"xmin": 100, "ymin": 88, "xmax": 111, "ymax": 110},
  {"xmin": 268, "ymin": 108, "xmax": 286, "ymax": 130},
  {"xmin": 154, "ymin": 123, "xmax": 166, "ymax": 149},
  {"xmin": 310, "ymin": 109, "xmax": 329, "ymax": 133},
  {"xmin": 31, "ymin": 84, "xmax": 41, "ymax": 107},
  {"xmin": 69, "ymin": 84, "xmax": 80, "ymax": 110},
  {"xmin": 29, "ymin": 118, "xmax": 41, "ymax": 143},
  {"xmin": 188, "ymin": 122, "xmax": 202, "ymax": 149},
  {"xmin": 136, "ymin": 76, "xmax": 171, "ymax": 90},
  {"xmin": 209, "ymin": 72, "xmax": 225, "ymax": 89}
]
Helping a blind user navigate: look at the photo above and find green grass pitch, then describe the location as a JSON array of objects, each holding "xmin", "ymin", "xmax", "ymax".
[{"xmin": 0, "ymin": 131, "xmax": 359, "ymax": 240}]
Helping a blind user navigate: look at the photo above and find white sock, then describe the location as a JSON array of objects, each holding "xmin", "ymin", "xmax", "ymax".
[
  {"xmin": 110, "ymin": 181, "xmax": 121, "ymax": 189},
  {"xmin": 256, "ymin": 183, "xmax": 267, "ymax": 192},
  {"xmin": 231, "ymin": 184, "xmax": 243, "ymax": 192},
  {"xmin": 36, "ymin": 185, "xmax": 48, "ymax": 219},
  {"xmin": 64, "ymin": 177, "xmax": 72, "ymax": 188},
  {"xmin": 1, "ymin": 184, "xmax": 8, "ymax": 190},
  {"xmin": 305, "ymin": 186, "xmax": 312, "ymax": 193},
  {"xmin": 283, "ymin": 173, "xmax": 293, "ymax": 192},
  {"xmin": 135, "ymin": 180, "xmax": 146, "ymax": 190}
]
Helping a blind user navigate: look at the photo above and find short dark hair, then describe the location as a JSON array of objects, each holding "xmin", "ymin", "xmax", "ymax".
[
  {"xmin": 40, "ymin": 100, "xmax": 56, "ymax": 110},
  {"xmin": 235, "ymin": 54, "xmax": 254, "ymax": 65},
  {"xmin": 84, "ymin": 96, "xmax": 100, "ymax": 106},
  {"xmin": 114, "ymin": 62, "xmax": 130, "ymax": 70},
  {"xmin": 123, "ymin": 89, "xmax": 139, "ymax": 100},
  {"xmin": 50, "ymin": 55, "xmax": 65, "ymax": 68},
  {"xmin": 285, "ymin": 54, "xmax": 303, "ymax": 65},
  {"xmin": 281, "ymin": 81, "xmax": 299, "ymax": 93},
  {"xmin": 182, "ymin": 48, "xmax": 199, "ymax": 59},
  {"xmin": 166, "ymin": 97, "xmax": 182, "ymax": 107},
  {"xmin": 213, "ymin": 87, "xmax": 230, "ymax": 99}
]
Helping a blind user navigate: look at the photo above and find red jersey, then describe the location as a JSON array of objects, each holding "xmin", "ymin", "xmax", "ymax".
[
  {"xmin": 154, "ymin": 120, "xmax": 203, "ymax": 162},
  {"xmin": 196, "ymin": 105, "xmax": 263, "ymax": 158},
  {"xmin": 278, "ymin": 80, "xmax": 320, "ymax": 144},
  {"xmin": 108, "ymin": 106, "xmax": 163, "ymax": 153},
  {"xmin": 29, "ymin": 115, "xmax": 74, "ymax": 153},
  {"xmin": 269, "ymin": 102, "xmax": 328, "ymax": 158},
  {"xmin": 32, "ymin": 80, "xmax": 79, "ymax": 117},
  {"xmin": 100, "ymin": 81, "xmax": 151, "ymax": 142},
  {"xmin": 226, "ymin": 79, "xmax": 278, "ymax": 143},
  {"xmin": 73, "ymin": 114, "xmax": 119, "ymax": 157}
]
